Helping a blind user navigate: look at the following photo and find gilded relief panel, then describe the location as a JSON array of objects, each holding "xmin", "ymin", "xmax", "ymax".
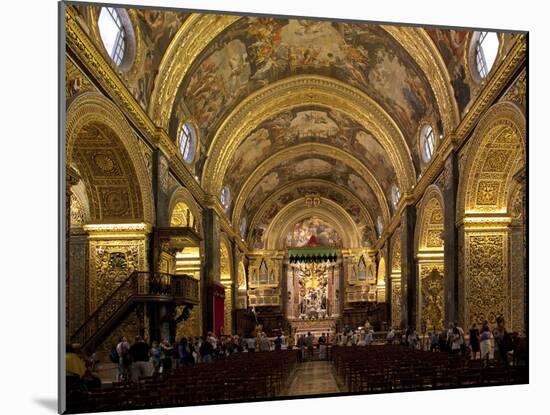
[
  {"xmin": 391, "ymin": 280, "xmax": 401, "ymax": 327},
  {"xmin": 464, "ymin": 232, "xmax": 508, "ymax": 327},
  {"xmin": 69, "ymin": 235, "xmax": 88, "ymax": 334},
  {"xmin": 510, "ymin": 227, "xmax": 525, "ymax": 333},
  {"xmin": 419, "ymin": 264, "xmax": 444, "ymax": 331},
  {"xmin": 224, "ymin": 285, "xmax": 233, "ymax": 334},
  {"xmin": 87, "ymin": 239, "xmax": 148, "ymax": 312}
]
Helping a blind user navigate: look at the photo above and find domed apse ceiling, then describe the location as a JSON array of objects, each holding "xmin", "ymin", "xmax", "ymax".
[{"xmin": 169, "ymin": 17, "xmax": 443, "ymax": 176}]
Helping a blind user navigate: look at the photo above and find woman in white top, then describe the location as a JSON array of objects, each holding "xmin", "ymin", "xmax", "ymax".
[
  {"xmin": 479, "ymin": 323, "xmax": 493, "ymax": 362},
  {"xmin": 450, "ymin": 327, "xmax": 462, "ymax": 353}
]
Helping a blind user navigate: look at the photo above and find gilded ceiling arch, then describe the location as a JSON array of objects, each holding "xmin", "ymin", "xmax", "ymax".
[
  {"xmin": 246, "ymin": 178, "xmax": 377, "ymax": 249},
  {"xmin": 166, "ymin": 186, "xmax": 203, "ymax": 234},
  {"xmin": 456, "ymin": 102, "xmax": 526, "ymax": 219},
  {"xmin": 224, "ymin": 105, "xmax": 398, "ymax": 204},
  {"xmin": 414, "ymin": 184, "xmax": 445, "ymax": 254},
  {"xmin": 231, "ymin": 143, "xmax": 391, "ymax": 231},
  {"xmin": 262, "ymin": 199, "xmax": 361, "ymax": 250},
  {"xmin": 149, "ymin": 15, "xmax": 457, "ymax": 138},
  {"xmin": 66, "ymin": 92, "xmax": 154, "ymax": 224},
  {"xmin": 202, "ymin": 75, "xmax": 416, "ymax": 195}
]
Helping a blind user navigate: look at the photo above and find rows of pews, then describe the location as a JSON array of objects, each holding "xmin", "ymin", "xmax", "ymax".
[
  {"xmin": 332, "ymin": 345, "xmax": 528, "ymax": 393},
  {"xmin": 67, "ymin": 350, "xmax": 298, "ymax": 413}
]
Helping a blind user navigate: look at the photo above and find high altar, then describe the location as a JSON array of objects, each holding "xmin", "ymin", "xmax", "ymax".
[{"xmin": 288, "ymin": 260, "xmax": 339, "ymax": 340}]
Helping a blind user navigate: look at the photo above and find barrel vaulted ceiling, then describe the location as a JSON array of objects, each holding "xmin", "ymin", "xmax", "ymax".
[{"xmin": 72, "ymin": 5, "xmax": 522, "ymax": 249}]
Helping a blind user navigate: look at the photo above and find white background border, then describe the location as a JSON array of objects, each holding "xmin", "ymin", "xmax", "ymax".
[{"xmin": 0, "ymin": 0, "xmax": 545, "ymax": 414}]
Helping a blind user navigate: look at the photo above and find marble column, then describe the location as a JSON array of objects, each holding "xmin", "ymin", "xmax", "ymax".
[
  {"xmin": 442, "ymin": 152, "xmax": 460, "ymax": 326},
  {"xmin": 400, "ymin": 205, "xmax": 417, "ymax": 329},
  {"xmin": 201, "ymin": 208, "xmax": 220, "ymax": 334}
]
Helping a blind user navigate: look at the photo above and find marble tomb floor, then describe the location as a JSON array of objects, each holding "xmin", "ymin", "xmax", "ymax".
[{"xmin": 284, "ymin": 361, "xmax": 342, "ymax": 396}]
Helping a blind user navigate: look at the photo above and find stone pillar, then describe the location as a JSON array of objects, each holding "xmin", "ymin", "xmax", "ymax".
[
  {"xmin": 230, "ymin": 240, "xmax": 240, "ymax": 334},
  {"xmin": 281, "ymin": 261, "xmax": 288, "ymax": 323},
  {"xmin": 384, "ymin": 242, "xmax": 392, "ymax": 327},
  {"xmin": 442, "ymin": 152, "xmax": 459, "ymax": 326},
  {"xmin": 68, "ymin": 231, "xmax": 89, "ymax": 335},
  {"xmin": 400, "ymin": 205, "xmax": 416, "ymax": 329},
  {"xmin": 201, "ymin": 208, "xmax": 220, "ymax": 334}
]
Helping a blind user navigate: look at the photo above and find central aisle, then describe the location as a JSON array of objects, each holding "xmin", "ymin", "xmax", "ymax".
[{"xmin": 285, "ymin": 361, "xmax": 342, "ymax": 396}]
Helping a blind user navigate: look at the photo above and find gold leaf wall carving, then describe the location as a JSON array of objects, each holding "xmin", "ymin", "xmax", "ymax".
[
  {"xmin": 464, "ymin": 233, "xmax": 508, "ymax": 327},
  {"xmin": 391, "ymin": 280, "xmax": 401, "ymax": 327},
  {"xmin": 88, "ymin": 239, "xmax": 148, "ymax": 312},
  {"xmin": 419, "ymin": 264, "xmax": 444, "ymax": 331}
]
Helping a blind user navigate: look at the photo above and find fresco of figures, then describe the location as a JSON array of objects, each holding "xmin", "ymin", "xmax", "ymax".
[
  {"xmin": 285, "ymin": 216, "xmax": 342, "ymax": 248},
  {"xmin": 245, "ymin": 183, "xmax": 376, "ymax": 249},
  {"xmin": 224, "ymin": 106, "xmax": 398, "ymax": 198},
  {"xmin": 131, "ymin": 9, "xmax": 189, "ymax": 108},
  {"xmin": 171, "ymin": 17, "xmax": 441, "ymax": 174},
  {"xmin": 426, "ymin": 29, "xmax": 521, "ymax": 114},
  {"xmin": 76, "ymin": 6, "xmax": 189, "ymax": 110},
  {"xmin": 238, "ymin": 153, "xmax": 383, "ymax": 215}
]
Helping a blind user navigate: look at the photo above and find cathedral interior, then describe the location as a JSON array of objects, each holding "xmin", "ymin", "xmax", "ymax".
[{"xmin": 63, "ymin": 1, "xmax": 527, "ymax": 410}]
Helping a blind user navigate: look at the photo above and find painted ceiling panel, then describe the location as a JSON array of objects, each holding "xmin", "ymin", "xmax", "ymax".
[
  {"xmin": 170, "ymin": 16, "xmax": 441, "ymax": 174},
  {"xmin": 224, "ymin": 106, "xmax": 398, "ymax": 206}
]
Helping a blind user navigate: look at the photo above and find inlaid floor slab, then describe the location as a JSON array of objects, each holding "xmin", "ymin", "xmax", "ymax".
[{"xmin": 285, "ymin": 361, "xmax": 341, "ymax": 396}]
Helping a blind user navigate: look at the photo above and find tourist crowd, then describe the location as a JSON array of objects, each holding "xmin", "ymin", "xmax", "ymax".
[{"xmin": 66, "ymin": 316, "xmax": 526, "ymax": 392}]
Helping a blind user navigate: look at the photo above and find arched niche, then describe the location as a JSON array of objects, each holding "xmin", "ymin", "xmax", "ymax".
[
  {"xmin": 66, "ymin": 92, "xmax": 154, "ymax": 224},
  {"xmin": 457, "ymin": 102, "xmax": 526, "ymax": 218},
  {"xmin": 415, "ymin": 185, "xmax": 445, "ymax": 331},
  {"xmin": 457, "ymin": 102, "xmax": 526, "ymax": 329},
  {"xmin": 167, "ymin": 187, "xmax": 203, "ymax": 235}
]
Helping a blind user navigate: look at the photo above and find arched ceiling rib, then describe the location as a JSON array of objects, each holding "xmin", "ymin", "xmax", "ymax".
[
  {"xmin": 201, "ymin": 75, "xmax": 416, "ymax": 195},
  {"xmin": 149, "ymin": 14, "xmax": 458, "ymax": 143},
  {"xmin": 224, "ymin": 105, "xmax": 398, "ymax": 207},
  {"xmin": 262, "ymin": 199, "xmax": 362, "ymax": 250},
  {"xmin": 245, "ymin": 178, "xmax": 377, "ymax": 249},
  {"xmin": 231, "ymin": 143, "xmax": 392, "ymax": 232}
]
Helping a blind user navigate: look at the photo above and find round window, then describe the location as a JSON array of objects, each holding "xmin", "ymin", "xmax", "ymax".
[
  {"xmin": 421, "ymin": 124, "xmax": 436, "ymax": 163},
  {"xmin": 376, "ymin": 216, "xmax": 384, "ymax": 237},
  {"xmin": 178, "ymin": 123, "xmax": 196, "ymax": 163},
  {"xmin": 240, "ymin": 216, "xmax": 247, "ymax": 239},
  {"xmin": 220, "ymin": 187, "xmax": 231, "ymax": 211},
  {"xmin": 473, "ymin": 31, "xmax": 499, "ymax": 79},
  {"xmin": 391, "ymin": 184, "xmax": 401, "ymax": 208},
  {"xmin": 98, "ymin": 7, "xmax": 130, "ymax": 67}
]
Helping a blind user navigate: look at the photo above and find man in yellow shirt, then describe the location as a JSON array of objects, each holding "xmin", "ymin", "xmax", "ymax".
[{"xmin": 66, "ymin": 344, "xmax": 87, "ymax": 377}]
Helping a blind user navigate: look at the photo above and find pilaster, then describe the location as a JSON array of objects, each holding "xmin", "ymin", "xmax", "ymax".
[{"xmin": 401, "ymin": 205, "xmax": 417, "ymax": 329}]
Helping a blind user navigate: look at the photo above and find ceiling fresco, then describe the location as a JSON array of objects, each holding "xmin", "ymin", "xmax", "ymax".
[
  {"xmin": 69, "ymin": 3, "xmax": 524, "ymax": 251},
  {"xmin": 131, "ymin": 9, "xmax": 190, "ymax": 108},
  {"xmin": 224, "ymin": 106, "xmax": 398, "ymax": 203},
  {"xmin": 246, "ymin": 183, "xmax": 376, "ymax": 250},
  {"xmin": 426, "ymin": 29, "xmax": 522, "ymax": 114},
  {"xmin": 238, "ymin": 153, "xmax": 383, "ymax": 233},
  {"xmin": 285, "ymin": 216, "xmax": 342, "ymax": 248},
  {"xmin": 170, "ymin": 16, "xmax": 441, "ymax": 172},
  {"xmin": 75, "ymin": 5, "xmax": 190, "ymax": 109}
]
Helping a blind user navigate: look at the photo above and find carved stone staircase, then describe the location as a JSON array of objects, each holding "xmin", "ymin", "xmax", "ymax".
[{"xmin": 70, "ymin": 272, "xmax": 199, "ymax": 352}]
